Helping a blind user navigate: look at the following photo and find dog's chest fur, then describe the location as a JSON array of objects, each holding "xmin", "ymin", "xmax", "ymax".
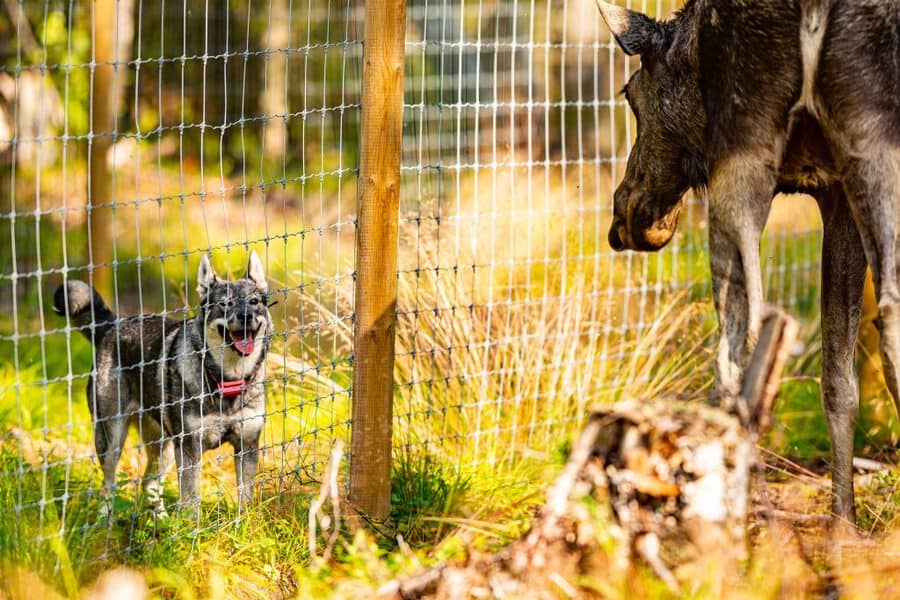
[
  {"xmin": 156, "ymin": 316, "xmax": 269, "ymax": 449},
  {"xmin": 185, "ymin": 395, "xmax": 266, "ymax": 449}
]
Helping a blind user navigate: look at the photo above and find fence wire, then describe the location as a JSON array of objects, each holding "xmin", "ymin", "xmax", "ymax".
[{"xmin": 0, "ymin": 0, "xmax": 821, "ymax": 569}]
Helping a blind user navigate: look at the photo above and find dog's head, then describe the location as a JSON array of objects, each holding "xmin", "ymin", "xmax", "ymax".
[{"xmin": 196, "ymin": 251, "xmax": 272, "ymax": 377}]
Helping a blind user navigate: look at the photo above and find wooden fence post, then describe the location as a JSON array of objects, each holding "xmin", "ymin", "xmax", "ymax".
[{"xmin": 349, "ymin": 0, "xmax": 407, "ymax": 520}]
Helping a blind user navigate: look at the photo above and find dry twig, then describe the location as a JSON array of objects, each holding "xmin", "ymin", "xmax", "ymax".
[{"xmin": 309, "ymin": 439, "xmax": 345, "ymax": 565}]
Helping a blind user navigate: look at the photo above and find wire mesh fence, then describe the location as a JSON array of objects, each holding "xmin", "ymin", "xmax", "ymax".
[{"xmin": 0, "ymin": 0, "xmax": 822, "ymax": 570}]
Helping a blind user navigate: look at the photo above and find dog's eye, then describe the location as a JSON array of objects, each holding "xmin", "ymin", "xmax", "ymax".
[{"xmin": 249, "ymin": 298, "xmax": 260, "ymax": 306}]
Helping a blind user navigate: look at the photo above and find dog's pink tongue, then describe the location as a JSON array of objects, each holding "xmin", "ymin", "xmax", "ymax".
[{"xmin": 231, "ymin": 331, "xmax": 255, "ymax": 355}]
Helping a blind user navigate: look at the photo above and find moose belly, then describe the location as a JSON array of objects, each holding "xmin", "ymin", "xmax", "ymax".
[{"xmin": 777, "ymin": 109, "xmax": 840, "ymax": 195}]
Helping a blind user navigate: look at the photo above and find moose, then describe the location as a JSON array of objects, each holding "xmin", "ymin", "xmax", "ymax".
[{"xmin": 596, "ymin": 0, "xmax": 900, "ymax": 525}]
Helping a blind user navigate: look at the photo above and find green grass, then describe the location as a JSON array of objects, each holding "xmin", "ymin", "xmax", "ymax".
[
  {"xmin": 0, "ymin": 286, "xmax": 715, "ymax": 598},
  {"xmin": 4, "ymin": 162, "xmax": 898, "ymax": 598},
  {"xmin": 4, "ymin": 298, "xmax": 898, "ymax": 598}
]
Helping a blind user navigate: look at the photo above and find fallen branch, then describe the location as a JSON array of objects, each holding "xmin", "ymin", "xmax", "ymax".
[{"xmin": 852, "ymin": 456, "xmax": 891, "ymax": 473}]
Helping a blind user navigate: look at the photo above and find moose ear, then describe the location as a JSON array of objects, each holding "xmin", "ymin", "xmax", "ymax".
[
  {"xmin": 197, "ymin": 254, "xmax": 219, "ymax": 297},
  {"xmin": 246, "ymin": 251, "xmax": 268, "ymax": 293},
  {"xmin": 594, "ymin": 0, "xmax": 659, "ymax": 56}
]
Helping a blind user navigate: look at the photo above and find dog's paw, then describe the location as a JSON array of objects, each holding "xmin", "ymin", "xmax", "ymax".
[
  {"xmin": 149, "ymin": 504, "xmax": 170, "ymax": 521},
  {"xmin": 173, "ymin": 498, "xmax": 202, "ymax": 523},
  {"xmin": 144, "ymin": 483, "xmax": 170, "ymax": 520},
  {"xmin": 96, "ymin": 495, "xmax": 114, "ymax": 523}
]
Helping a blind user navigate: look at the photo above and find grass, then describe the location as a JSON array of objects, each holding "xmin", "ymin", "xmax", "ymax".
[{"xmin": 1, "ymin": 159, "xmax": 899, "ymax": 597}]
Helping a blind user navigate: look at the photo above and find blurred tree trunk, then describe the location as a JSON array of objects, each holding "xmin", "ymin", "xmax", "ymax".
[
  {"xmin": 858, "ymin": 268, "xmax": 898, "ymax": 447},
  {"xmin": 263, "ymin": 0, "xmax": 289, "ymax": 160},
  {"xmin": 0, "ymin": 1, "xmax": 64, "ymax": 166},
  {"xmin": 88, "ymin": 0, "xmax": 133, "ymax": 300}
]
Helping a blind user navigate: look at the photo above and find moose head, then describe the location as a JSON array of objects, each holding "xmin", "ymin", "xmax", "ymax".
[{"xmin": 596, "ymin": 0, "xmax": 708, "ymax": 252}]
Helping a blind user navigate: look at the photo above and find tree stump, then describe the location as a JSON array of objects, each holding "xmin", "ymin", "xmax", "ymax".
[{"xmin": 379, "ymin": 309, "xmax": 798, "ymax": 599}]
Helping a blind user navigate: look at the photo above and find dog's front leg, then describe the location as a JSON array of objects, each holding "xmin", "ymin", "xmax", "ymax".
[
  {"xmin": 707, "ymin": 155, "xmax": 775, "ymax": 405},
  {"xmin": 175, "ymin": 433, "xmax": 203, "ymax": 514},
  {"xmin": 234, "ymin": 436, "xmax": 260, "ymax": 507}
]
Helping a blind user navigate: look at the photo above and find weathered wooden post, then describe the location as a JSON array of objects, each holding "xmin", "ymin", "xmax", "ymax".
[{"xmin": 350, "ymin": 0, "xmax": 407, "ymax": 520}]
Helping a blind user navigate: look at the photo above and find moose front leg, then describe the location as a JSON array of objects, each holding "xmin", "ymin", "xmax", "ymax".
[
  {"xmin": 817, "ymin": 187, "xmax": 866, "ymax": 524},
  {"xmin": 709, "ymin": 223, "xmax": 763, "ymax": 404},
  {"xmin": 707, "ymin": 156, "xmax": 776, "ymax": 405}
]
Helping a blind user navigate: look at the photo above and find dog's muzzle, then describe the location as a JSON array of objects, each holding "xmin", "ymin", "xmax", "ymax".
[{"xmin": 216, "ymin": 322, "xmax": 262, "ymax": 356}]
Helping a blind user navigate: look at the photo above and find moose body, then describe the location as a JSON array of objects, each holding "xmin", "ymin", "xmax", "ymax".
[{"xmin": 597, "ymin": 0, "xmax": 900, "ymax": 523}]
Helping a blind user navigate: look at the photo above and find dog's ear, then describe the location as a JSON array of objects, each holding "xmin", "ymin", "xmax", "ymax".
[
  {"xmin": 246, "ymin": 251, "xmax": 268, "ymax": 293},
  {"xmin": 197, "ymin": 254, "xmax": 219, "ymax": 297}
]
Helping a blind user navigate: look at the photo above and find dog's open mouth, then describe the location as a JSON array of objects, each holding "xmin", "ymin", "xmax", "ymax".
[{"xmin": 216, "ymin": 324, "xmax": 260, "ymax": 356}]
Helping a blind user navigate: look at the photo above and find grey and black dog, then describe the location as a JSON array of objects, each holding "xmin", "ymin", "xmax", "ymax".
[
  {"xmin": 596, "ymin": 0, "xmax": 900, "ymax": 524},
  {"xmin": 53, "ymin": 251, "xmax": 273, "ymax": 517}
]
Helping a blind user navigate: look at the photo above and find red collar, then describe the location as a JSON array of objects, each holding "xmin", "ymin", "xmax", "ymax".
[{"xmin": 217, "ymin": 380, "xmax": 248, "ymax": 397}]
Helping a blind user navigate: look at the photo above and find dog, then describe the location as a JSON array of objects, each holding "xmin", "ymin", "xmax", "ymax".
[{"xmin": 53, "ymin": 251, "xmax": 273, "ymax": 517}]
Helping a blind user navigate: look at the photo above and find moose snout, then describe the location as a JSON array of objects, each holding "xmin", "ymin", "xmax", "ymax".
[
  {"xmin": 608, "ymin": 222, "xmax": 626, "ymax": 251},
  {"xmin": 608, "ymin": 185, "xmax": 632, "ymax": 252}
]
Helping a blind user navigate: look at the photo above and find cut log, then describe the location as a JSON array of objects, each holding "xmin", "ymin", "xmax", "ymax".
[{"xmin": 379, "ymin": 308, "xmax": 798, "ymax": 598}]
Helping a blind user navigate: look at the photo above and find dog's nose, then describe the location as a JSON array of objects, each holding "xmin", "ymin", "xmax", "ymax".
[{"xmin": 233, "ymin": 311, "xmax": 256, "ymax": 329}]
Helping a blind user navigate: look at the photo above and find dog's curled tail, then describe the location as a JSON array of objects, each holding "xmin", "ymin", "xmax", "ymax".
[{"xmin": 53, "ymin": 280, "xmax": 116, "ymax": 344}]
